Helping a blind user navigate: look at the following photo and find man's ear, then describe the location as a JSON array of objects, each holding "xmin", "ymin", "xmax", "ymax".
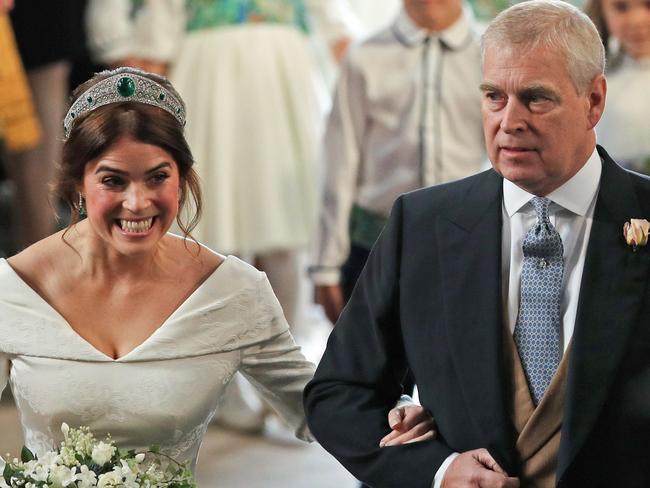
[{"xmin": 586, "ymin": 73, "xmax": 607, "ymax": 129}]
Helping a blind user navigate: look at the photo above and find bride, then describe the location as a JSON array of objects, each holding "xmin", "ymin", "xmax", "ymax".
[{"xmin": 0, "ymin": 67, "xmax": 431, "ymax": 475}]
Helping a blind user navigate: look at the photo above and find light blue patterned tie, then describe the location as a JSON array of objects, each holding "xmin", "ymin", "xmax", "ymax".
[{"xmin": 513, "ymin": 197, "xmax": 563, "ymax": 405}]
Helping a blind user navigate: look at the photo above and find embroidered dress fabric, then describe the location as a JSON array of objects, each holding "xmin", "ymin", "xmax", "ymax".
[
  {"xmin": 0, "ymin": 256, "xmax": 313, "ymax": 471},
  {"xmin": 185, "ymin": 0, "xmax": 310, "ymax": 33}
]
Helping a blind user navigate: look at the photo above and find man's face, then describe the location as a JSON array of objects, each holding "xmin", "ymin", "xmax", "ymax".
[
  {"xmin": 480, "ymin": 45, "xmax": 606, "ymax": 196},
  {"xmin": 404, "ymin": 0, "xmax": 463, "ymax": 31}
]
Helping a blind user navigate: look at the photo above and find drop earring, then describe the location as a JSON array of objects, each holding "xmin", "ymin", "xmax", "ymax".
[{"xmin": 78, "ymin": 192, "xmax": 86, "ymax": 217}]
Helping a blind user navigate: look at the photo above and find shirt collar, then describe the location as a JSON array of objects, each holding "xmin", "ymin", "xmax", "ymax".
[
  {"xmin": 503, "ymin": 146, "xmax": 602, "ymax": 217},
  {"xmin": 392, "ymin": 8, "xmax": 472, "ymax": 50}
]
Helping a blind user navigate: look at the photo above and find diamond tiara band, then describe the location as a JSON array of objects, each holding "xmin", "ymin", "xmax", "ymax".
[{"xmin": 63, "ymin": 73, "xmax": 186, "ymax": 138}]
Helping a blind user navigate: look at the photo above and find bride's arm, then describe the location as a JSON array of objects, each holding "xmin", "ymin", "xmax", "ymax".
[
  {"xmin": 236, "ymin": 274, "xmax": 436, "ymax": 444},
  {"xmin": 0, "ymin": 354, "xmax": 7, "ymax": 400},
  {"xmin": 238, "ymin": 328, "xmax": 315, "ymax": 441}
]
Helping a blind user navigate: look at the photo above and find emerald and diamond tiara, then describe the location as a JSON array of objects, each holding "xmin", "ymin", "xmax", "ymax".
[{"xmin": 63, "ymin": 73, "xmax": 186, "ymax": 138}]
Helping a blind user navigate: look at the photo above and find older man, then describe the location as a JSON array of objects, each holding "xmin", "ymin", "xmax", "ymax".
[{"xmin": 304, "ymin": 1, "xmax": 650, "ymax": 487}]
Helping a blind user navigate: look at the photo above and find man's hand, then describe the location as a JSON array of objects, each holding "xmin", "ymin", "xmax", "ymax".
[
  {"xmin": 330, "ymin": 37, "xmax": 351, "ymax": 63},
  {"xmin": 442, "ymin": 449, "xmax": 519, "ymax": 488},
  {"xmin": 315, "ymin": 284, "xmax": 345, "ymax": 324},
  {"xmin": 380, "ymin": 405, "xmax": 436, "ymax": 447}
]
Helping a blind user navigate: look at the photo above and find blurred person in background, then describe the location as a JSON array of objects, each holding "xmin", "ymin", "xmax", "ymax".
[
  {"xmin": 347, "ymin": 0, "xmax": 400, "ymax": 34},
  {"xmin": 586, "ymin": 0, "xmax": 650, "ymax": 172},
  {"xmin": 86, "ymin": 0, "xmax": 358, "ymax": 433},
  {"xmin": 8, "ymin": 0, "xmax": 87, "ymax": 247},
  {"xmin": 0, "ymin": 0, "xmax": 41, "ymax": 255},
  {"xmin": 310, "ymin": 0, "xmax": 486, "ymax": 325}
]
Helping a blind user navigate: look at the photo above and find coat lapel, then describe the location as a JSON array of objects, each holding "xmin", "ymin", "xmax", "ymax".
[
  {"xmin": 557, "ymin": 148, "xmax": 650, "ymax": 481},
  {"xmin": 436, "ymin": 170, "xmax": 519, "ymax": 471}
]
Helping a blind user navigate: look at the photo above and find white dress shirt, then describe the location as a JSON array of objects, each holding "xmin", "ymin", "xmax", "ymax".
[
  {"xmin": 311, "ymin": 8, "xmax": 486, "ymax": 285},
  {"xmin": 433, "ymin": 148, "xmax": 602, "ymax": 487}
]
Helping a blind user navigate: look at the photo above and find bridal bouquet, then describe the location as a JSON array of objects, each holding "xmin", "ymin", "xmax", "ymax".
[{"xmin": 2, "ymin": 424, "xmax": 197, "ymax": 488}]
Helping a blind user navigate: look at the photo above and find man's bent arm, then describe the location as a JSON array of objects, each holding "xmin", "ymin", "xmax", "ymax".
[{"xmin": 304, "ymin": 197, "xmax": 454, "ymax": 488}]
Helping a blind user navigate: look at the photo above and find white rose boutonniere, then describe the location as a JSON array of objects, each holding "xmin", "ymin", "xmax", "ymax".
[{"xmin": 623, "ymin": 219, "xmax": 650, "ymax": 251}]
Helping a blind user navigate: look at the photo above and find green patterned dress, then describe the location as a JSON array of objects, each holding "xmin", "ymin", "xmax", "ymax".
[
  {"xmin": 185, "ymin": 0, "xmax": 310, "ymax": 33},
  {"xmin": 166, "ymin": 0, "xmax": 351, "ymax": 254}
]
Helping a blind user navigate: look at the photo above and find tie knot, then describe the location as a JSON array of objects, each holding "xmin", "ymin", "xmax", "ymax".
[{"xmin": 530, "ymin": 197, "xmax": 551, "ymax": 223}]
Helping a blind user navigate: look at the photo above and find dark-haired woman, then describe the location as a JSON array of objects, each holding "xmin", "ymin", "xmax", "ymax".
[
  {"xmin": 0, "ymin": 68, "xmax": 432, "ymax": 475},
  {"xmin": 585, "ymin": 0, "xmax": 650, "ymax": 172}
]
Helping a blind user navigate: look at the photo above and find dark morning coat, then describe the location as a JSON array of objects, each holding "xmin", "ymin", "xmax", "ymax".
[{"xmin": 304, "ymin": 146, "xmax": 650, "ymax": 487}]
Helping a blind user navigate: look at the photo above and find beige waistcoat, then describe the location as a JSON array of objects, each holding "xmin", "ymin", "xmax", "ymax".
[{"xmin": 503, "ymin": 329, "xmax": 572, "ymax": 488}]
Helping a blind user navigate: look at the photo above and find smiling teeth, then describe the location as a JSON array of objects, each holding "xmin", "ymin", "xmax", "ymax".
[{"xmin": 119, "ymin": 218, "xmax": 153, "ymax": 233}]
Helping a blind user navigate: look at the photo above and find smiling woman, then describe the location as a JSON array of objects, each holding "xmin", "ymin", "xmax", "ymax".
[
  {"xmin": 80, "ymin": 139, "xmax": 181, "ymax": 255},
  {"xmin": 0, "ymin": 67, "xmax": 430, "ymax": 479},
  {"xmin": 56, "ymin": 69, "xmax": 201, "ymax": 241}
]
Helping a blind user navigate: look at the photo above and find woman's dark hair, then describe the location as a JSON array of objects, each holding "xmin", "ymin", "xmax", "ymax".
[
  {"xmin": 54, "ymin": 67, "xmax": 202, "ymax": 240},
  {"xmin": 584, "ymin": 0, "xmax": 610, "ymax": 56}
]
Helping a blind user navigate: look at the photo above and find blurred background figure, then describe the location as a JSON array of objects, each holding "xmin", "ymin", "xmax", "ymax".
[
  {"xmin": 7, "ymin": 0, "xmax": 87, "ymax": 248},
  {"xmin": 586, "ymin": 0, "xmax": 650, "ymax": 172},
  {"xmin": 87, "ymin": 0, "xmax": 357, "ymax": 329},
  {"xmin": 0, "ymin": 0, "xmax": 41, "ymax": 256},
  {"xmin": 86, "ymin": 0, "xmax": 358, "ymax": 434},
  {"xmin": 347, "ymin": 0, "xmax": 400, "ymax": 34},
  {"xmin": 310, "ymin": 0, "xmax": 487, "ymax": 325}
]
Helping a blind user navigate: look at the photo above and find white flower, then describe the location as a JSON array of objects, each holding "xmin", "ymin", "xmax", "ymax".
[
  {"xmin": 96, "ymin": 471, "xmax": 121, "ymax": 488},
  {"xmin": 76, "ymin": 465, "xmax": 98, "ymax": 488},
  {"xmin": 61, "ymin": 423, "xmax": 70, "ymax": 438},
  {"xmin": 27, "ymin": 463, "xmax": 50, "ymax": 482},
  {"xmin": 91, "ymin": 442, "xmax": 116, "ymax": 466},
  {"xmin": 39, "ymin": 451, "xmax": 62, "ymax": 469},
  {"xmin": 48, "ymin": 465, "xmax": 77, "ymax": 488},
  {"xmin": 118, "ymin": 460, "xmax": 139, "ymax": 488},
  {"xmin": 134, "ymin": 454, "xmax": 145, "ymax": 464},
  {"xmin": 60, "ymin": 446, "xmax": 78, "ymax": 467}
]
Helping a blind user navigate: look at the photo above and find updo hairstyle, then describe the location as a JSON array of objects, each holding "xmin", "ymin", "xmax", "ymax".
[{"xmin": 53, "ymin": 67, "xmax": 202, "ymax": 239}]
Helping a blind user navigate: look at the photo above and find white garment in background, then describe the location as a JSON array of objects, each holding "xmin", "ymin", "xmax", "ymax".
[
  {"xmin": 86, "ymin": 0, "xmax": 357, "ymax": 255},
  {"xmin": 346, "ymin": 0, "xmax": 400, "ymax": 35},
  {"xmin": 170, "ymin": 23, "xmax": 322, "ymax": 254},
  {"xmin": 596, "ymin": 55, "xmax": 650, "ymax": 171},
  {"xmin": 311, "ymin": 9, "xmax": 486, "ymax": 285},
  {"xmin": 0, "ymin": 256, "xmax": 314, "ymax": 471}
]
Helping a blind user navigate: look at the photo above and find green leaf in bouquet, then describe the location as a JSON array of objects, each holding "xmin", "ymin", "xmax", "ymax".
[
  {"xmin": 149, "ymin": 445, "xmax": 161, "ymax": 454},
  {"xmin": 3, "ymin": 462, "xmax": 15, "ymax": 484},
  {"xmin": 20, "ymin": 446, "xmax": 35, "ymax": 463}
]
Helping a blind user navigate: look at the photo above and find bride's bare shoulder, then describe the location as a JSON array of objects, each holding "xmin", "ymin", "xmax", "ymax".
[
  {"xmin": 164, "ymin": 233, "xmax": 225, "ymax": 275},
  {"xmin": 6, "ymin": 230, "xmax": 77, "ymax": 287}
]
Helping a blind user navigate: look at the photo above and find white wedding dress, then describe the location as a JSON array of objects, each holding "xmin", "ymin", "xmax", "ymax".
[{"xmin": 0, "ymin": 256, "xmax": 313, "ymax": 471}]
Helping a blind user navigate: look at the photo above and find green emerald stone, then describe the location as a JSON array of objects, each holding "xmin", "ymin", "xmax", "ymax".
[
  {"xmin": 158, "ymin": 92, "xmax": 166, "ymax": 101},
  {"xmin": 86, "ymin": 96, "xmax": 93, "ymax": 104},
  {"xmin": 116, "ymin": 77, "xmax": 136, "ymax": 97}
]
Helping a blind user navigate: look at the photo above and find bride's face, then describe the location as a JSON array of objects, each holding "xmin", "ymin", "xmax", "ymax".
[{"xmin": 80, "ymin": 137, "xmax": 181, "ymax": 256}]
